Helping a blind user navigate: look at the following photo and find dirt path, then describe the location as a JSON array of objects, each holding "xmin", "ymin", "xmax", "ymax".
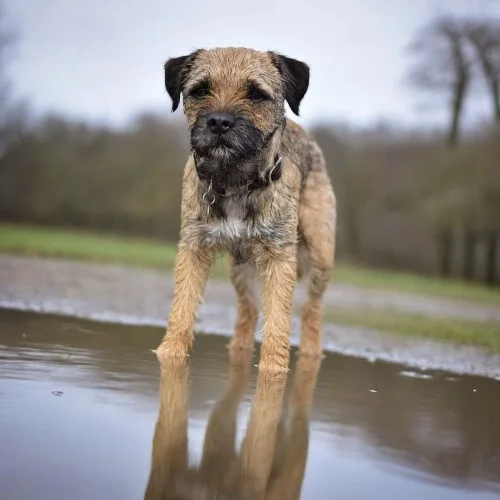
[{"xmin": 1, "ymin": 254, "xmax": 500, "ymax": 379}]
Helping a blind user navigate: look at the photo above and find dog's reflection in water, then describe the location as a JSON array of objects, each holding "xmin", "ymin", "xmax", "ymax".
[{"xmin": 144, "ymin": 350, "xmax": 321, "ymax": 500}]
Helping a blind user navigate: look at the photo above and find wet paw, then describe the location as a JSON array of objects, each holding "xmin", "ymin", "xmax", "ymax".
[
  {"xmin": 258, "ymin": 358, "xmax": 290, "ymax": 374},
  {"xmin": 227, "ymin": 337, "xmax": 254, "ymax": 352},
  {"xmin": 298, "ymin": 342, "xmax": 323, "ymax": 359},
  {"xmin": 154, "ymin": 339, "xmax": 189, "ymax": 360}
]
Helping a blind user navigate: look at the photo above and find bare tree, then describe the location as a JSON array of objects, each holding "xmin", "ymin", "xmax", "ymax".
[
  {"xmin": 406, "ymin": 16, "xmax": 473, "ymax": 148},
  {"xmin": 0, "ymin": 1, "xmax": 15, "ymax": 108},
  {"xmin": 0, "ymin": 2, "xmax": 28, "ymax": 155},
  {"xmin": 464, "ymin": 19, "xmax": 500, "ymax": 125}
]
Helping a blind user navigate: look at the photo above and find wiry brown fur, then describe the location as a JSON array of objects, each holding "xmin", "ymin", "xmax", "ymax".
[
  {"xmin": 156, "ymin": 47, "xmax": 336, "ymax": 373},
  {"xmin": 144, "ymin": 352, "xmax": 322, "ymax": 499}
]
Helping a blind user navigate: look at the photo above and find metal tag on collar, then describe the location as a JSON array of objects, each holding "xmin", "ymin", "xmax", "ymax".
[{"xmin": 202, "ymin": 180, "xmax": 217, "ymax": 220}]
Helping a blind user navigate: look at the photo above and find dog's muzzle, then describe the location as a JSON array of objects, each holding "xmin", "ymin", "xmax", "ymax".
[{"xmin": 190, "ymin": 112, "xmax": 264, "ymax": 163}]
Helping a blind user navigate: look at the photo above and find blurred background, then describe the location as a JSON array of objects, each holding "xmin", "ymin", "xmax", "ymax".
[{"xmin": 0, "ymin": 0, "xmax": 499, "ymax": 285}]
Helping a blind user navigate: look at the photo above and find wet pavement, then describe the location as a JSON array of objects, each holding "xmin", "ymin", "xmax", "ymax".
[{"xmin": 1, "ymin": 309, "xmax": 500, "ymax": 499}]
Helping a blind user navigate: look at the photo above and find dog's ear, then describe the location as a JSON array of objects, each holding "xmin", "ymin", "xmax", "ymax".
[
  {"xmin": 164, "ymin": 50, "xmax": 200, "ymax": 112},
  {"xmin": 269, "ymin": 52, "xmax": 310, "ymax": 116}
]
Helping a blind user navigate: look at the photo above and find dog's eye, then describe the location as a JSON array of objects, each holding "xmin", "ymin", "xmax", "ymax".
[
  {"xmin": 248, "ymin": 86, "xmax": 267, "ymax": 103},
  {"xmin": 190, "ymin": 83, "xmax": 210, "ymax": 99}
]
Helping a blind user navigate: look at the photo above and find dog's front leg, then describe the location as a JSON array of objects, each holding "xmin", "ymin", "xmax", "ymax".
[
  {"xmin": 256, "ymin": 244, "xmax": 297, "ymax": 373},
  {"xmin": 156, "ymin": 241, "xmax": 215, "ymax": 359}
]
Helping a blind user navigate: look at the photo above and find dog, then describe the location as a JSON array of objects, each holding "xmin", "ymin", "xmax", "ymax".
[{"xmin": 155, "ymin": 47, "xmax": 336, "ymax": 373}]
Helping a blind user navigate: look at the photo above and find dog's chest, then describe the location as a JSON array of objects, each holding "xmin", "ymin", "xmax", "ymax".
[
  {"xmin": 199, "ymin": 196, "xmax": 278, "ymax": 248},
  {"xmin": 203, "ymin": 199, "xmax": 251, "ymax": 245},
  {"xmin": 207, "ymin": 217, "xmax": 248, "ymax": 243}
]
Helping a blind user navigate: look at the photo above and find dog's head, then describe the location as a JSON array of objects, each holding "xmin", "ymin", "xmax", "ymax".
[{"xmin": 164, "ymin": 47, "xmax": 309, "ymax": 186}]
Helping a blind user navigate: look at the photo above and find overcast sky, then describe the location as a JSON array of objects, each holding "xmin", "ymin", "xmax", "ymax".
[{"xmin": 4, "ymin": 0, "xmax": 500, "ymax": 129}]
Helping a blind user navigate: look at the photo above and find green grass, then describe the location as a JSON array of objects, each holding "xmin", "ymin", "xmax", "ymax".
[
  {"xmin": 331, "ymin": 264, "xmax": 500, "ymax": 307},
  {"xmin": 327, "ymin": 308, "xmax": 500, "ymax": 352},
  {"xmin": 1, "ymin": 222, "xmax": 500, "ymax": 307},
  {"xmin": 0, "ymin": 223, "xmax": 235, "ymax": 277},
  {"xmin": 0, "ymin": 223, "xmax": 180, "ymax": 269}
]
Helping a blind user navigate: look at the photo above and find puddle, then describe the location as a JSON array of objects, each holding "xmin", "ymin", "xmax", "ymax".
[{"xmin": 1, "ymin": 309, "xmax": 500, "ymax": 499}]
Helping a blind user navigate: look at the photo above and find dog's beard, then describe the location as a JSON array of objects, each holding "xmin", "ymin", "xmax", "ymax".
[{"xmin": 190, "ymin": 115, "xmax": 265, "ymax": 189}]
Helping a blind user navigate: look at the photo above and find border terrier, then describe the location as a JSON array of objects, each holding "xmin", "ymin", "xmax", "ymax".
[{"xmin": 156, "ymin": 47, "xmax": 336, "ymax": 373}]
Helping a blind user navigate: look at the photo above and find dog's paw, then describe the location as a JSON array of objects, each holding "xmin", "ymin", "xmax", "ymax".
[
  {"xmin": 297, "ymin": 340, "xmax": 323, "ymax": 359},
  {"xmin": 154, "ymin": 340, "xmax": 189, "ymax": 361},
  {"xmin": 227, "ymin": 337, "xmax": 254, "ymax": 352},
  {"xmin": 297, "ymin": 348, "xmax": 323, "ymax": 360},
  {"xmin": 257, "ymin": 358, "xmax": 290, "ymax": 375}
]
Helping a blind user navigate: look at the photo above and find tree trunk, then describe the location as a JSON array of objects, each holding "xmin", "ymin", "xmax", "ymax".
[
  {"xmin": 439, "ymin": 228, "xmax": 453, "ymax": 277},
  {"xmin": 492, "ymin": 81, "xmax": 500, "ymax": 125},
  {"xmin": 462, "ymin": 229, "xmax": 476, "ymax": 280},
  {"xmin": 479, "ymin": 60, "xmax": 500, "ymax": 125},
  {"xmin": 485, "ymin": 231, "xmax": 498, "ymax": 286},
  {"xmin": 448, "ymin": 78, "xmax": 467, "ymax": 148}
]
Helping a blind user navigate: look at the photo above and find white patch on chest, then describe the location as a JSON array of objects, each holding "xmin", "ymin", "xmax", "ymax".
[
  {"xmin": 201, "ymin": 197, "xmax": 250, "ymax": 246},
  {"xmin": 197, "ymin": 196, "xmax": 283, "ymax": 248},
  {"xmin": 206, "ymin": 217, "xmax": 247, "ymax": 243}
]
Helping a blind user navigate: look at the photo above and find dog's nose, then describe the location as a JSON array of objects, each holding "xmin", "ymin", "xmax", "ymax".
[{"xmin": 207, "ymin": 112, "xmax": 235, "ymax": 134}]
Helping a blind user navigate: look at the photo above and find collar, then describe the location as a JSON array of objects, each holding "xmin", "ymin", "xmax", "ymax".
[{"xmin": 200, "ymin": 154, "xmax": 283, "ymax": 210}]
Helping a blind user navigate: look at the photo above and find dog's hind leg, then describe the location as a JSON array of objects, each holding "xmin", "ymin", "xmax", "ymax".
[
  {"xmin": 229, "ymin": 259, "xmax": 259, "ymax": 352},
  {"xmin": 298, "ymin": 169, "xmax": 336, "ymax": 358}
]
